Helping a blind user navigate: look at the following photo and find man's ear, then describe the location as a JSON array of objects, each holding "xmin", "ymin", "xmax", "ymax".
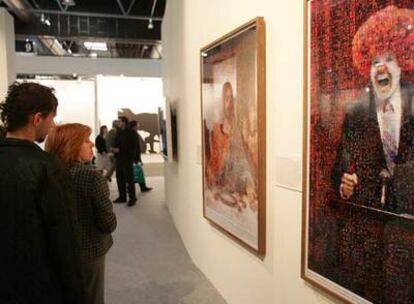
[{"xmin": 32, "ymin": 112, "xmax": 43, "ymax": 127}]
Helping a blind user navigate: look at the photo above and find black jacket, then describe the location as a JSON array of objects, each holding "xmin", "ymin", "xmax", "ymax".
[
  {"xmin": 114, "ymin": 128, "xmax": 142, "ymax": 163},
  {"xmin": 95, "ymin": 135, "xmax": 107, "ymax": 154},
  {"xmin": 0, "ymin": 138, "xmax": 84, "ymax": 304},
  {"xmin": 332, "ymin": 86, "xmax": 414, "ymax": 212}
]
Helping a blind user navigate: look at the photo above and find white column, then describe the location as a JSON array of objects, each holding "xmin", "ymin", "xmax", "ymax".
[{"xmin": 0, "ymin": 8, "xmax": 16, "ymax": 101}]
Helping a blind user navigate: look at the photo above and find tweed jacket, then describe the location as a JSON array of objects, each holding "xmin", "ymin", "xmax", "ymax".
[
  {"xmin": 69, "ymin": 163, "xmax": 117, "ymax": 263},
  {"xmin": 0, "ymin": 138, "xmax": 84, "ymax": 304}
]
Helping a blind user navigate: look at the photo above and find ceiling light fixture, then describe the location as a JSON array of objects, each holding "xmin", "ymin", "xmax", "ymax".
[
  {"xmin": 61, "ymin": 0, "xmax": 76, "ymax": 6},
  {"xmin": 40, "ymin": 13, "xmax": 51, "ymax": 26},
  {"xmin": 148, "ymin": 18, "xmax": 154, "ymax": 30}
]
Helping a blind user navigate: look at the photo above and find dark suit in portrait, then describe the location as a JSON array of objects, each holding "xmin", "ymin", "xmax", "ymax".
[{"xmin": 330, "ymin": 85, "xmax": 414, "ymax": 303}]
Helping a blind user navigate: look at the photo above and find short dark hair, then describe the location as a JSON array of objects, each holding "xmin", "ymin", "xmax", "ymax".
[
  {"xmin": 99, "ymin": 125, "xmax": 107, "ymax": 135},
  {"xmin": 0, "ymin": 82, "xmax": 58, "ymax": 132}
]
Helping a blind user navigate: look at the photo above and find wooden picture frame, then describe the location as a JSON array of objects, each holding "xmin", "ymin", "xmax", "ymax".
[
  {"xmin": 302, "ymin": 1, "xmax": 414, "ymax": 303},
  {"xmin": 200, "ymin": 17, "xmax": 266, "ymax": 255}
]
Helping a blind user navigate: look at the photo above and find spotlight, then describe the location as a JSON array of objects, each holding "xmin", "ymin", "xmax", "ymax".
[
  {"xmin": 148, "ymin": 19, "xmax": 154, "ymax": 30},
  {"xmin": 40, "ymin": 13, "xmax": 51, "ymax": 26},
  {"xmin": 61, "ymin": 0, "xmax": 76, "ymax": 6}
]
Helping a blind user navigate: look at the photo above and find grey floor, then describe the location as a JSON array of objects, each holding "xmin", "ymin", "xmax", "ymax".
[{"xmin": 105, "ymin": 176, "xmax": 227, "ymax": 304}]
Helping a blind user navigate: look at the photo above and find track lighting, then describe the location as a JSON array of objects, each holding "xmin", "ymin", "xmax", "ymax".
[{"xmin": 148, "ymin": 19, "xmax": 154, "ymax": 30}]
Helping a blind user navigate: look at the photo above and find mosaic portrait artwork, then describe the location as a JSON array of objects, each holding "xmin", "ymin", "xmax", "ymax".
[
  {"xmin": 201, "ymin": 18, "xmax": 266, "ymax": 254},
  {"xmin": 303, "ymin": 1, "xmax": 414, "ymax": 303}
]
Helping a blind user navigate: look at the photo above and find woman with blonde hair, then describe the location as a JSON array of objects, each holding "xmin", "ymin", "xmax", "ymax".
[{"xmin": 46, "ymin": 123, "xmax": 117, "ymax": 304}]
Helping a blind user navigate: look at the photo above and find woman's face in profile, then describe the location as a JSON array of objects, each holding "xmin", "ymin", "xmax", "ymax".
[
  {"xmin": 79, "ymin": 136, "xmax": 94, "ymax": 163},
  {"xmin": 223, "ymin": 86, "xmax": 234, "ymax": 117}
]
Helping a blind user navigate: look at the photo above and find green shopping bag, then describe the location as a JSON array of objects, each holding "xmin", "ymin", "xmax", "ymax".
[{"xmin": 133, "ymin": 164, "xmax": 146, "ymax": 184}]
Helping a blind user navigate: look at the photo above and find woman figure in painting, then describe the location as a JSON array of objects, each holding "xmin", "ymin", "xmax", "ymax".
[
  {"xmin": 46, "ymin": 123, "xmax": 117, "ymax": 304},
  {"xmin": 206, "ymin": 81, "xmax": 257, "ymax": 212}
]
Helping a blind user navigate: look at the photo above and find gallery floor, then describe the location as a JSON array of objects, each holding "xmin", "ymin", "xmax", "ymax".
[{"xmin": 105, "ymin": 175, "xmax": 227, "ymax": 304}]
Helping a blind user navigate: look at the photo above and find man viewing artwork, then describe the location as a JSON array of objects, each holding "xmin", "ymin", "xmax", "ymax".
[{"xmin": 0, "ymin": 82, "xmax": 84, "ymax": 304}]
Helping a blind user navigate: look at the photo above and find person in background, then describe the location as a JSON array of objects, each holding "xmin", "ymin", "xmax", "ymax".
[
  {"xmin": 130, "ymin": 120, "xmax": 152, "ymax": 192},
  {"xmin": 0, "ymin": 82, "xmax": 84, "ymax": 304},
  {"xmin": 46, "ymin": 123, "xmax": 117, "ymax": 304},
  {"xmin": 0, "ymin": 124, "xmax": 6, "ymax": 137},
  {"xmin": 95, "ymin": 125, "xmax": 109, "ymax": 173},
  {"xmin": 104, "ymin": 120, "xmax": 119, "ymax": 182},
  {"xmin": 113, "ymin": 116, "xmax": 138, "ymax": 206}
]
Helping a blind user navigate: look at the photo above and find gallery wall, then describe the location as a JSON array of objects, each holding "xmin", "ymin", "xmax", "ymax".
[
  {"xmin": 0, "ymin": 9, "xmax": 15, "ymax": 101},
  {"xmin": 24, "ymin": 77, "xmax": 163, "ymax": 139},
  {"xmin": 97, "ymin": 76, "xmax": 164, "ymax": 129},
  {"xmin": 16, "ymin": 55, "xmax": 162, "ymax": 78},
  {"xmin": 162, "ymin": 0, "xmax": 339, "ymax": 303}
]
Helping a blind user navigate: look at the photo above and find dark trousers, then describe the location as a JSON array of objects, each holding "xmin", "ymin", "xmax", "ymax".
[
  {"xmin": 116, "ymin": 158, "xmax": 136, "ymax": 200},
  {"xmin": 82, "ymin": 256, "xmax": 105, "ymax": 304}
]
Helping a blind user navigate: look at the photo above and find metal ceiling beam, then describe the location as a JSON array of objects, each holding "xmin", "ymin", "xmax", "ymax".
[
  {"xmin": 25, "ymin": 8, "xmax": 162, "ymax": 21},
  {"xmin": 126, "ymin": 0, "xmax": 137, "ymax": 15},
  {"xmin": 16, "ymin": 34, "xmax": 161, "ymax": 45},
  {"xmin": 55, "ymin": 0, "xmax": 68, "ymax": 12},
  {"xmin": 115, "ymin": 0, "xmax": 139, "ymax": 16},
  {"xmin": 2, "ymin": 0, "xmax": 34, "ymax": 22},
  {"xmin": 115, "ymin": 0, "xmax": 126, "ymax": 15},
  {"xmin": 149, "ymin": 0, "xmax": 157, "ymax": 19}
]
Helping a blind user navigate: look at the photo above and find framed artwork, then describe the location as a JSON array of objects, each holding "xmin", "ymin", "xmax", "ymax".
[
  {"xmin": 303, "ymin": 1, "xmax": 414, "ymax": 303},
  {"xmin": 169, "ymin": 102, "xmax": 178, "ymax": 161},
  {"xmin": 200, "ymin": 17, "xmax": 266, "ymax": 254},
  {"xmin": 158, "ymin": 105, "xmax": 168, "ymax": 160}
]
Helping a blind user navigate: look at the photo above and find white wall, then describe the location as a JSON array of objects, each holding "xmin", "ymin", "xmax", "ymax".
[
  {"xmin": 0, "ymin": 8, "xmax": 16, "ymax": 100},
  {"xmin": 26, "ymin": 77, "xmax": 164, "ymax": 138},
  {"xmin": 16, "ymin": 54, "xmax": 162, "ymax": 77},
  {"xmin": 33, "ymin": 79, "xmax": 96, "ymax": 134},
  {"xmin": 96, "ymin": 76, "xmax": 164, "ymax": 129},
  {"xmin": 162, "ymin": 1, "xmax": 340, "ymax": 304}
]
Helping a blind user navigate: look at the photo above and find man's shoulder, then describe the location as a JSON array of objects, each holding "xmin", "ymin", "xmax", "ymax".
[{"xmin": 0, "ymin": 139, "xmax": 53, "ymax": 163}]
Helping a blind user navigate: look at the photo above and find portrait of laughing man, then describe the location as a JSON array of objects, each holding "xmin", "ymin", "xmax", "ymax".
[{"xmin": 332, "ymin": 5, "xmax": 414, "ymax": 213}]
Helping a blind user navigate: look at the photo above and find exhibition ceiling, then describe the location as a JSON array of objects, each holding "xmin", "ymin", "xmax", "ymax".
[{"xmin": 1, "ymin": 0, "xmax": 166, "ymax": 58}]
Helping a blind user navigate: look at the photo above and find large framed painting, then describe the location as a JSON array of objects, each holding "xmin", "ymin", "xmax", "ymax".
[
  {"xmin": 303, "ymin": 1, "xmax": 414, "ymax": 303},
  {"xmin": 201, "ymin": 17, "xmax": 266, "ymax": 254}
]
